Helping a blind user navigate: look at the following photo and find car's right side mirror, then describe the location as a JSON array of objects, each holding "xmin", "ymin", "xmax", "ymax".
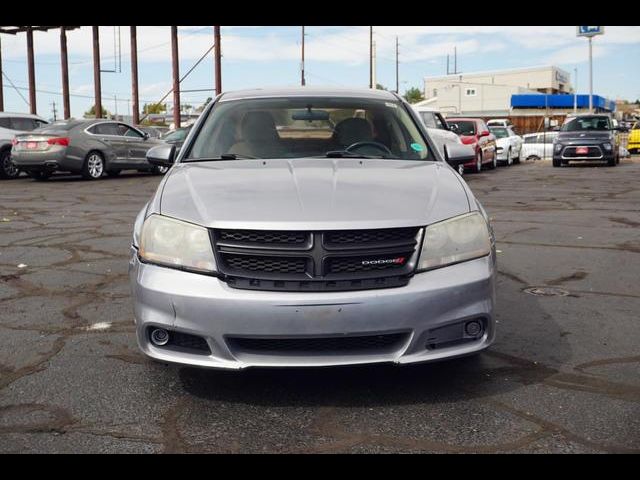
[
  {"xmin": 147, "ymin": 144, "xmax": 176, "ymax": 167},
  {"xmin": 444, "ymin": 143, "xmax": 476, "ymax": 168}
]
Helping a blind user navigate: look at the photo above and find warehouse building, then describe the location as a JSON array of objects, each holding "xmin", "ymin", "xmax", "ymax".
[{"xmin": 421, "ymin": 65, "xmax": 574, "ymax": 116}]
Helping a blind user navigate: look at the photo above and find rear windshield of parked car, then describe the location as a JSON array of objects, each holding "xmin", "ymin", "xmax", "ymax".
[
  {"xmin": 447, "ymin": 120, "xmax": 476, "ymax": 136},
  {"xmin": 185, "ymin": 97, "xmax": 430, "ymax": 161},
  {"xmin": 489, "ymin": 127, "xmax": 508, "ymax": 139},
  {"xmin": 561, "ymin": 116, "xmax": 610, "ymax": 132}
]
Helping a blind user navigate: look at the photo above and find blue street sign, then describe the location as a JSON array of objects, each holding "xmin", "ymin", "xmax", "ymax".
[{"xmin": 577, "ymin": 26, "xmax": 604, "ymax": 37}]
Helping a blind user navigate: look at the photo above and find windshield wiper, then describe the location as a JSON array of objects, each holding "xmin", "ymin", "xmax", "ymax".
[
  {"xmin": 185, "ymin": 153, "xmax": 259, "ymax": 162},
  {"xmin": 322, "ymin": 150, "xmax": 387, "ymax": 159}
]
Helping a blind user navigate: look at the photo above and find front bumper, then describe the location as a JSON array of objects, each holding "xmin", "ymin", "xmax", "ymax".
[{"xmin": 129, "ymin": 248, "xmax": 496, "ymax": 370}]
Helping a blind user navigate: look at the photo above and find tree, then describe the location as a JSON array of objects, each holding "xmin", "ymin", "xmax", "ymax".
[
  {"xmin": 142, "ymin": 102, "xmax": 166, "ymax": 115},
  {"xmin": 180, "ymin": 104, "xmax": 193, "ymax": 113},
  {"xmin": 196, "ymin": 97, "xmax": 213, "ymax": 112},
  {"xmin": 403, "ymin": 87, "xmax": 424, "ymax": 104},
  {"xmin": 84, "ymin": 104, "xmax": 110, "ymax": 118},
  {"xmin": 376, "ymin": 83, "xmax": 387, "ymax": 91}
]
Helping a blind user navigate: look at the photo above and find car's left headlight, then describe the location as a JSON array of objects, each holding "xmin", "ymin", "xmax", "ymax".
[
  {"xmin": 554, "ymin": 143, "xmax": 563, "ymax": 153},
  {"xmin": 602, "ymin": 143, "xmax": 612, "ymax": 151},
  {"xmin": 139, "ymin": 214, "xmax": 216, "ymax": 273},
  {"xmin": 417, "ymin": 212, "xmax": 491, "ymax": 271}
]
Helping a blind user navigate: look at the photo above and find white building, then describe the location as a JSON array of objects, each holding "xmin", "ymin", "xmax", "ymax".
[{"xmin": 422, "ymin": 65, "xmax": 574, "ymax": 117}]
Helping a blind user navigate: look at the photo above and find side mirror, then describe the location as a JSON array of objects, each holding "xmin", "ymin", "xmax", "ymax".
[
  {"xmin": 479, "ymin": 130, "xmax": 490, "ymax": 138},
  {"xmin": 147, "ymin": 144, "xmax": 176, "ymax": 167},
  {"xmin": 444, "ymin": 143, "xmax": 476, "ymax": 168},
  {"xmin": 449, "ymin": 124, "xmax": 460, "ymax": 134},
  {"xmin": 143, "ymin": 132, "xmax": 150, "ymax": 140}
]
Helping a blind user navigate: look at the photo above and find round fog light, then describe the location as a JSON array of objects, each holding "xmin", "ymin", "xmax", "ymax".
[
  {"xmin": 465, "ymin": 320, "xmax": 483, "ymax": 337},
  {"xmin": 150, "ymin": 328, "xmax": 169, "ymax": 346}
]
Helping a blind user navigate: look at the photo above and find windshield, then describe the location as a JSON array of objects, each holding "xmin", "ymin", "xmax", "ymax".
[
  {"xmin": 489, "ymin": 127, "xmax": 508, "ymax": 139},
  {"xmin": 185, "ymin": 96, "xmax": 430, "ymax": 161},
  {"xmin": 447, "ymin": 120, "xmax": 476, "ymax": 136},
  {"xmin": 561, "ymin": 116, "xmax": 610, "ymax": 132},
  {"xmin": 163, "ymin": 128, "xmax": 190, "ymax": 142}
]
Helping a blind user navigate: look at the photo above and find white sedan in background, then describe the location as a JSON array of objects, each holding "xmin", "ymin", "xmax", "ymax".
[
  {"xmin": 412, "ymin": 107, "xmax": 462, "ymax": 157},
  {"xmin": 520, "ymin": 131, "xmax": 559, "ymax": 161},
  {"xmin": 488, "ymin": 125, "xmax": 523, "ymax": 166}
]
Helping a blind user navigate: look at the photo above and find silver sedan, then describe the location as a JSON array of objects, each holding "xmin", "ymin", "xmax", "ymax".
[{"xmin": 11, "ymin": 119, "xmax": 167, "ymax": 180}]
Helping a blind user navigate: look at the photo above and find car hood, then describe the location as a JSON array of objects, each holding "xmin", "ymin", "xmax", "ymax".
[
  {"xmin": 494, "ymin": 137, "xmax": 511, "ymax": 147},
  {"xmin": 159, "ymin": 158, "xmax": 471, "ymax": 230},
  {"xmin": 556, "ymin": 131, "xmax": 613, "ymax": 143}
]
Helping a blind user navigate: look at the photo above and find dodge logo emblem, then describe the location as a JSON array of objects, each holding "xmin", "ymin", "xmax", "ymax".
[{"xmin": 362, "ymin": 257, "xmax": 406, "ymax": 266}]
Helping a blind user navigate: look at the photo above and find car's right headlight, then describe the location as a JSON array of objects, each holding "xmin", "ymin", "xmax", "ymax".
[
  {"xmin": 139, "ymin": 214, "xmax": 216, "ymax": 274},
  {"xmin": 417, "ymin": 212, "xmax": 491, "ymax": 271},
  {"xmin": 554, "ymin": 143, "xmax": 563, "ymax": 153}
]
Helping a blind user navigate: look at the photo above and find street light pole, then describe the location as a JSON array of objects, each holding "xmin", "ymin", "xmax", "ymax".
[
  {"xmin": 589, "ymin": 37, "xmax": 593, "ymax": 113},
  {"xmin": 301, "ymin": 26, "xmax": 306, "ymax": 86},
  {"xmin": 574, "ymin": 67, "xmax": 578, "ymax": 114}
]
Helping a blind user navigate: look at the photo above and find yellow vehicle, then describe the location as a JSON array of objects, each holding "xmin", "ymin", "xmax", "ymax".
[{"xmin": 629, "ymin": 122, "xmax": 640, "ymax": 154}]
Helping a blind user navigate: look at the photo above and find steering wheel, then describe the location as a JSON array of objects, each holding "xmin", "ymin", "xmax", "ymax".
[{"xmin": 344, "ymin": 141, "xmax": 393, "ymax": 156}]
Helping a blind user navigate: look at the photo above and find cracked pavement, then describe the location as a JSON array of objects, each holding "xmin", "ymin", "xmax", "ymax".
[{"xmin": 0, "ymin": 158, "xmax": 639, "ymax": 453}]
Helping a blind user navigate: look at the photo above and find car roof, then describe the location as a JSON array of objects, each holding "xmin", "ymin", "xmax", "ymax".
[
  {"xmin": 0, "ymin": 112, "xmax": 47, "ymax": 121},
  {"xmin": 446, "ymin": 117, "xmax": 481, "ymax": 122},
  {"xmin": 219, "ymin": 87, "xmax": 400, "ymax": 102}
]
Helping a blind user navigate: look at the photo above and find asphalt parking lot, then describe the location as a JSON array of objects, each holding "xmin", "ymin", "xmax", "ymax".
[{"xmin": 1, "ymin": 157, "xmax": 639, "ymax": 453}]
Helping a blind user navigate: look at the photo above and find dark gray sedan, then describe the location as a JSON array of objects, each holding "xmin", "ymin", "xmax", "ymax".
[{"xmin": 11, "ymin": 119, "xmax": 167, "ymax": 180}]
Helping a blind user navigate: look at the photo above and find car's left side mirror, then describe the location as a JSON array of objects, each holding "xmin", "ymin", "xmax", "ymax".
[
  {"xmin": 444, "ymin": 143, "xmax": 476, "ymax": 167},
  {"xmin": 147, "ymin": 144, "xmax": 176, "ymax": 167},
  {"xmin": 143, "ymin": 132, "xmax": 150, "ymax": 140}
]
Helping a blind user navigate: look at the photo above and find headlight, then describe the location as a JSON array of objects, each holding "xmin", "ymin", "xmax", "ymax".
[
  {"xmin": 417, "ymin": 212, "xmax": 491, "ymax": 271},
  {"xmin": 554, "ymin": 143, "xmax": 563, "ymax": 153},
  {"xmin": 139, "ymin": 215, "xmax": 216, "ymax": 273},
  {"xmin": 602, "ymin": 143, "xmax": 612, "ymax": 151}
]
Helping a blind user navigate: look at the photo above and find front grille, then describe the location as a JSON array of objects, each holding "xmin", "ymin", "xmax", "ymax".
[
  {"xmin": 227, "ymin": 332, "xmax": 408, "ymax": 354},
  {"xmin": 218, "ymin": 229, "xmax": 308, "ymax": 246},
  {"xmin": 212, "ymin": 227, "xmax": 423, "ymax": 292},
  {"xmin": 222, "ymin": 253, "xmax": 307, "ymax": 274},
  {"xmin": 562, "ymin": 146, "xmax": 603, "ymax": 158},
  {"xmin": 326, "ymin": 254, "xmax": 409, "ymax": 274},
  {"xmin": 324, "ymin": 227, "xmax": 419, "ymax": 248}
]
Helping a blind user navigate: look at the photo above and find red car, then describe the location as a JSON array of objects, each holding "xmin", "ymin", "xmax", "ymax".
[{"xmin": 446, "ymin": 117, "xmax": 497, "ymax": 173}]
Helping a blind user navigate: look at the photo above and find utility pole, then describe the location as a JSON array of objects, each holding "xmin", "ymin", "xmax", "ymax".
[
  {"xmin": 372, "ymin": 40, "xmax": 377, "ymax": 88},
  {"xmin": 60, "ymin": 27, "xmax": 71, "ymax": 119},
  {"xmin": 301, "ymin": 26, "xmax": 306, "ymax": 86},
  {"xmin": 214, "ymin": 26, "xmax": 222, "ymax": 96},
  {"xmin": 588, "ymin": 37, "xmax": 593, "ymax": 112},
  {"xmin": 369, "ymin": 26, "xmax": 373, "ymax": 89},
  {"xmin": 114, "ymin": 94, "xmax": 118, "ymax": 120},
  {"xmin": 454, "ymin": 46, "xmax": 457, "ymax": 74},
  {"xmin": 171, "ymin": 26, "xmax": 181, "ymax": 129},
  {"xmin": 130, "ymin": 26, "xmax": 140, "ymax": 125},
  {"xmin": 51, "ymin": 101, "xmax": 57, "ymax": 121},
  {"xmin": 574, "ymin": 67, "xmax": 578, "ymax": 114},
  {"xmin": 395, "ymin": 36, "xmax": 399, "ymax": 94},
  {"xmin": 0, "ymin": 35, "xmax": 4, "ymax": 112},
  {"xmin": 92, "ymin": 26, "xmax": 102, "ymax": 119},
  {"xmin": 26, "ymin": 27, "xmax": 36, "ymax": 114},
  {"xmin": 446, "ymin": 54, "xmax": 450, "ymax": 75}
]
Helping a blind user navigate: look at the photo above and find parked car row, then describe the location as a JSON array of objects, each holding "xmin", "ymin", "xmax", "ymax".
[{"xmin": 0, "ymin": 115, "xmax": 188, "ymax": 181}]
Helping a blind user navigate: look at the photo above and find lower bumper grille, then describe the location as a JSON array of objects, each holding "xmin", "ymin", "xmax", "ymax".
[{"xmin": 227, "ymin": 332, "xmax": 409, "ymax": 354}]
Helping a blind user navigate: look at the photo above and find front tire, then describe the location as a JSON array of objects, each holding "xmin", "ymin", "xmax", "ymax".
[
  {"xmin": 506, "ymin": 148, "xmax": 513, "ymax": 166},
  {"xmin": 82, "ymin": 151, "xmax": 105, "ymax": 180},
  {"xmin": 0, "ymin": 149, "xmax": 20, "ymax": 179},
  {"xmin": 552, "ymin": 158, "xmax": 561, "ymax": 167},
  {"xmin": 607, "ymin": 156, "xmax": 616, "ymax": 167},
  {"xmin": 475, "ymin": 152, "xmax": 482, "ymax": 173}
]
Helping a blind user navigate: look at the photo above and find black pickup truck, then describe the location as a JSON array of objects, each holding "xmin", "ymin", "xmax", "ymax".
[{"xmin": 552, "ymin": 114, "xmax": 622, "ymax": 167}]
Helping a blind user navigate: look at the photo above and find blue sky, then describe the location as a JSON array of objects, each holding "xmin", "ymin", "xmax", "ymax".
[{"xmin": 1, "ymin": 26, "xmax": 639, "ymax": 120}]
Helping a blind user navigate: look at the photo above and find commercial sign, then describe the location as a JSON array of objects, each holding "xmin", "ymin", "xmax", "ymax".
[{"xmin": 577, "ymin": 26, "xmax": 604, "ymax": 37}]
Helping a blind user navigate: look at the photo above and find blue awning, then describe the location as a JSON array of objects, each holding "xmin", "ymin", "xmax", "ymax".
[{"xmin": 511, "ymin": 94, "xmax": 615, "ymax": 111}]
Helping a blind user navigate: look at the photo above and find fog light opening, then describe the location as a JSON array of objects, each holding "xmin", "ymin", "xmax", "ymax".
[
  {"xmin": 464, "ymin": 320, "xmax": 483, "ymax": 337},
  {"xmin": 150, "ymin": 328, "xmax": 170, "ymax": 346}
]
